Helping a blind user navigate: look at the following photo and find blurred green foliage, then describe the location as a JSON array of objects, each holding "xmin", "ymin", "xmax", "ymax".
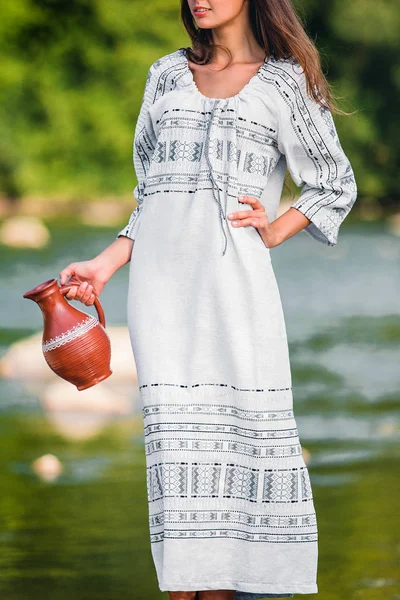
[{"xmin": 0, "ymin": 0, "xmax": 399, "ymax": 203}]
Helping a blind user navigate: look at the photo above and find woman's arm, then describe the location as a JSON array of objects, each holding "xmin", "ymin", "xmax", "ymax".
[
  {"xmin": 59, "ymin": 61, "xmax": 161, "ymax": 304},
  {"xmin": 228, "ymin": 195, "xmax": 311, "ymax": 248},
  {"xmin": 268, "ymin": 206, "xmax": 311, "ymax": 245},
  {"xmin": 92, "ymin": 236, "xmax": 134, "ymax": 277},
  {"xmin": 274, "ymin": 63, "xmax": 358, "ymax": 246},
  {"xmin": 59, "ymin": 237, "xmax": 134, "ymax": 305},
  {"xmin": 228, "ymin": 63, "xmax": 357, "ymax": 248},
  {"xmin": 115, "ymin": 62, "xmax": 158, "ymax": 242}
]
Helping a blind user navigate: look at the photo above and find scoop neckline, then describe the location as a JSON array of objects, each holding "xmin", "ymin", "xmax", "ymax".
[{"xmin": 181, "ymin": 49, "xmax": 270, "ymax": 102}]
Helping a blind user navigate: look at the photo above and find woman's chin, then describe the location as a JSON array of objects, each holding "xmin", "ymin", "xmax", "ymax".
[{"xmin": 193, "ymin": 13, "xmax": 218, "ymax": 28}]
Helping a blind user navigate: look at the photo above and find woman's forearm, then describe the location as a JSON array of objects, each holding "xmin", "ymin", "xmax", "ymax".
[
  {"xmin": 229, "ymin": 197, "xmax": 313, "ymax": 248},
  {"xmin": 92, "ymin": 236, "xmax": 134, "ymax": 280},
  {"xmin": 270, "ymin": 207, "xmax": 312, "ymax": 246}
]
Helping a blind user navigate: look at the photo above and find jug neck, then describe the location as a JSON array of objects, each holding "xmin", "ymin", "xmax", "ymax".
[{"xmin": 23, "ymin": 279, "xmax": 67, "ymax": 327}]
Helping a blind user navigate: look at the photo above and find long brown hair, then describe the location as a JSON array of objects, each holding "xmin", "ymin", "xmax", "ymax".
[{"xmin": 180, "ymin": 0, "xmax": 351, "ymax": 117}]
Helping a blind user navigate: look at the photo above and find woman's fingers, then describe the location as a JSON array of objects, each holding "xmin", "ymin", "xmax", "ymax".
[
  {"xmin": 59, "ymin": 261, "xmax": 98, "ymax": 305},
  {"xmin": 228, "ymin": 195, "xmax": 269, "ymax": 228},
  {"xmin": 81, "ymin": 283, "xmax": 94, "ymax": 304},
  {"xmin": 59, "ymin": 264, "xmax": 77, "ymax": 286},
  {"xmin": 86, "ymin": 293, "xmax": 96, "ymax": 306},
  {"xmin": 237, "ymin": 195, "xmax": 264, "ymax": 209},
  {"xmin": 228, "ymin": 209, "xmax": 264, "ymax": 224},
  {"xmin": 64, "ymin": 281, "xmax": 93, "ymax": 303},
  {"xmin": 228, "ymin": 209, "xmax": 262, "ymax": 220},
  {"xmin": 73, "ymin": 281, "xmax": 88, "ymax": 302},
  {"xmin": 230, "ymin": 216, "xmax": 264, "ymax": 228},
  {"xmin": 64, "ymin": 285, "xmax": 78, "ymax": 300},
  {"xmin": 59, "ymin": 264, "xmax": 82, "ymax": 300}
]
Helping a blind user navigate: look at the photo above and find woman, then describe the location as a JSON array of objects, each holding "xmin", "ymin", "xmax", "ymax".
[{"xmin": 59, "ymin": 0, "xmax": 357, "ymax": 598}]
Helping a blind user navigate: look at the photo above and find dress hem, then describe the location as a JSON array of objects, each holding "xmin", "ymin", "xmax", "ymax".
[{"xmin": 159, "ymin": 580, "xmax": 318, "ymax": 594}]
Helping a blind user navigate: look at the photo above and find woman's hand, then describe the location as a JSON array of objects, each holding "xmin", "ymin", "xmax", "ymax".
[
  {"xmin": 227, "ymin": 195, "xmax": 281, "ymax": 248},
  {"xmin": 58, "ymin": 237, "xmax": 135, "ymax": 306},
  {"xmin": 59, "ymin": 258, "xmax": 110, "ymax": 306}
]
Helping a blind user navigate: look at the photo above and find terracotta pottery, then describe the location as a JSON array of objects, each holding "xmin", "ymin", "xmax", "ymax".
[{"xmin": 23, "ymin": 278, "xmax": 112, "ymax": 391}]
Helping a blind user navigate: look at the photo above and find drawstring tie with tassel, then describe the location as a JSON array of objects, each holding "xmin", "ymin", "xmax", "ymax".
[{"xmin": 204, "ymin": 99, "xmax": 230, "ymax": 257}]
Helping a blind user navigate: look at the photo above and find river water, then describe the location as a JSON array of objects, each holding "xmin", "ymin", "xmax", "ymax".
[{"xmin": 0, "ymin": 220, "xmax": 399, "ymax": 599}]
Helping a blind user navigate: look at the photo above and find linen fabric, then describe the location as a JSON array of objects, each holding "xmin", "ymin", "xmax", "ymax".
[{"xmin": 117, "ymin": 48, "xmax": 357, "ymax": 598}]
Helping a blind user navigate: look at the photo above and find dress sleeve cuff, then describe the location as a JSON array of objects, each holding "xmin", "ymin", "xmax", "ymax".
[
  {"xmin": 116, "ymin": 185, "xmax": 143, "ymax": 241},
  {"xmin": 116, "ymin": 205, "xmax": 143, "ymax": 241},
  {"xmin": 290, "ymin": 198, "xmax": 347, "ymax": 246}
]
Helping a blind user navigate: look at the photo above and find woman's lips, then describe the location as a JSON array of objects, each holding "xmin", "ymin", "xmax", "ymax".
[{"xmin": 193, "ymin": 7, "xmax": 211, "ymax": 17}]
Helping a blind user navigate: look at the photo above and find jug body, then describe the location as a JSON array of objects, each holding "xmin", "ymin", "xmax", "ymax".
[{"xmin": 23, "ymin": 278, "xmax": 112, "ymax": 390}]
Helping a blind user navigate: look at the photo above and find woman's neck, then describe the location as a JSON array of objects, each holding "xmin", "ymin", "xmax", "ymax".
[{"xmin": 210, "ymin": 14, "xmax": 265, "ymax": 66}]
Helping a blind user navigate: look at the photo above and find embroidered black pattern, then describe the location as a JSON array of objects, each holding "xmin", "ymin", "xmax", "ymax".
[
  {"xmin": 150, "ymin": 509, "xmax": 317, "ymax": 527},
  {"xmin": 147, "ymin": 462, "xmax": 313, "ymax": 504},
  {"xmin": 153, "ymin": 140, "xmax": 167, "ymax": 163},
  {"xmin": 149, "ymin": 508, "xmax": 318, "ymax": 544},
  {"xmin": 243, "ymin": 152, "xmax": 274, "ymax": 176},
  {"xmin": 144, "ymin": 422, "xmax": 299, "ymax": 440},
  {"xmin": 258, "ymin": 60, "xmax": 357, "ymax": 245},
  {"xmin": 169, "ymin": 140, "xmax": 203, "ymax": 162},
  {"xmin": 144, "ymin": 438, "xmax": 304, "ymax": 460},
  {"xmin": 142, "ymin": 403, "xmax": 295, "ymax": 420},
  {"xmin": 118, "ymin": 47, "xmax": 356, "ymax": 250},
  {"xmin": 150, "ymin": 530, "xmax": 318, "ymax": 544},
  {"xmin": 139, "ymin": 382, "xmax": 292, "ymax": 392}
]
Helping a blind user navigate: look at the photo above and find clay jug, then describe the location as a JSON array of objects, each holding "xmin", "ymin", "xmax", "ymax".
[{"xmin": 23, "ymin": 278, "xmax": 112, "ymax": 390}]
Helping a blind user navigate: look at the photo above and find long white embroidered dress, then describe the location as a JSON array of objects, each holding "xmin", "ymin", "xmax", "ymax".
[{"xmin": 116, "ymin": 48, "xmax": 357, "ymax": 599}]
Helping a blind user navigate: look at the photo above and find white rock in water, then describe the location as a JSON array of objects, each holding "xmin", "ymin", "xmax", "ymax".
[
  {"xmin": 302, "ymin": 447, "xmax": 311, "ymax": 464},
  {"xmin": 32, "ymin": 453, "xmax": 63, "ymax": 481},
  {"xmin": 46, "ymin": 412, "xmax": 110, "ymax": 440},
  {"xmin": 0, "ymin": 326, "xmax": 138, "ymax": 383},
  {"xmin": 0, "ymin": 332, "xmax": 55, "ymax": 381},
  {"xmin": 0, "ymin": 216, "xmax": 50, "ymax": 248},
  {"xmin": 387, "ymin": 212, "xmax": 400, "ymax": 237},
  {"xmin": 42, "ymin": 379, "xmax": 132, "ymax": 415},
  {"xmin": 80, "ymin": 201, "xmax": 128, "ymax": 227},
  {"xmin": 377, "ymin": 421, "xmax": 398, "ymax": 437}
]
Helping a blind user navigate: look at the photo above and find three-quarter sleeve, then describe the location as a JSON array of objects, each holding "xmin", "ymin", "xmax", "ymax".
[
  {"xmin": 276, "ymin": 65, "xmax": 357, "ymax": 246},
  {"xmin": 116, "ymin": 63, "xmax": 158, "ymax": 240}
]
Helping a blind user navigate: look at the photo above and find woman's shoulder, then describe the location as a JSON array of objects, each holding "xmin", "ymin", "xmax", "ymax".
[
  {"xmin": 255, "ymin": 54, "xmax": 309, "ymax": 105},
  {"xmin": 140, "ymin": 49, "xmax": 191, "ymax": 105},
  {"xmin": 263, "ymin": 54, "xmax": 305, "ymax": 81},
  {"xmin": 149, "ymin": 48, "xmax": 187, "ymax": 75}
]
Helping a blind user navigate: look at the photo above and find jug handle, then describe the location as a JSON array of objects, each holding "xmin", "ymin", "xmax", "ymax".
[{"xmin": 60, "ymin": 285, "xmax": 106, "ymax": 328}]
